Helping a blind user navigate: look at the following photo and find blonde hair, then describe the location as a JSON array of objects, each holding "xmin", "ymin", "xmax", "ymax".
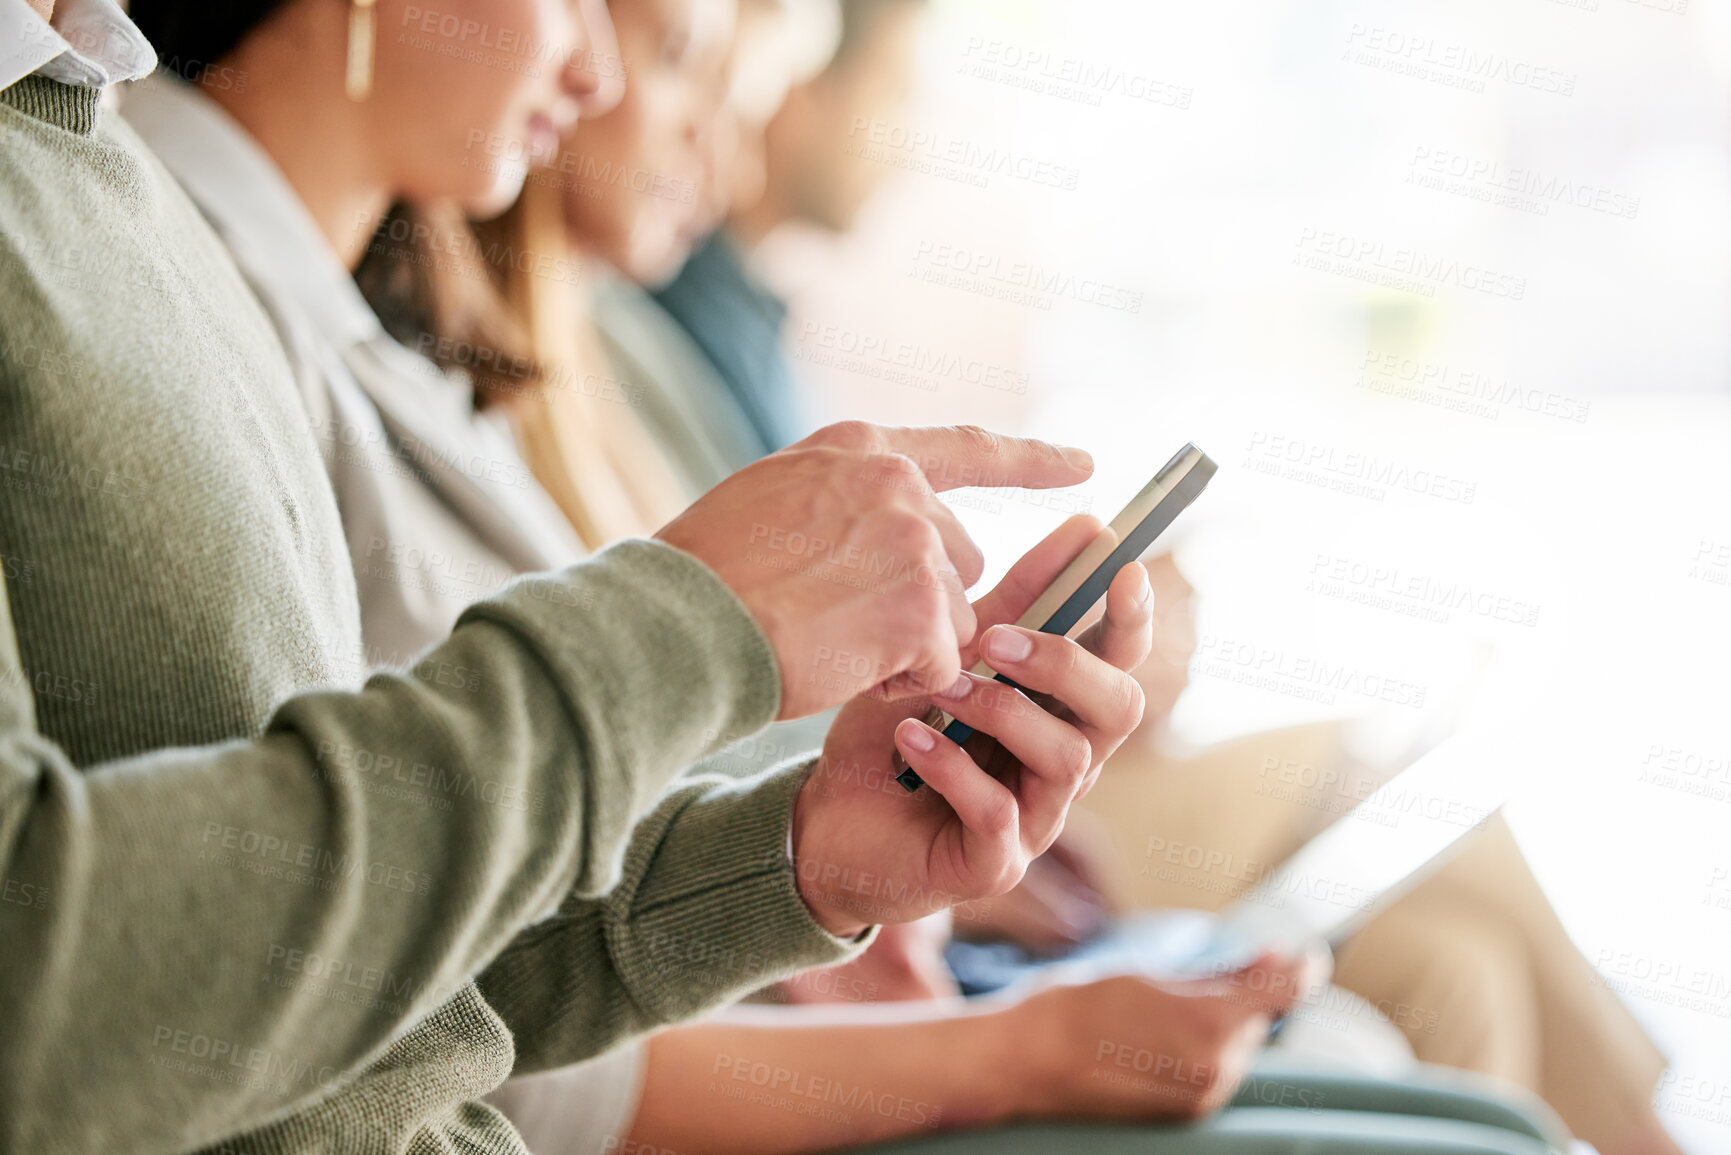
[
  {"xmin": 353, "ymin": 186, "xmax": 693, "ymax": 551},
  {"xmin": 481, "ymin": 178, "xmax": 694, "ymax": 550}
]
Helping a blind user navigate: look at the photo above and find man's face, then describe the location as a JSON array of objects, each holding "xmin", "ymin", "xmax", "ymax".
[{"xmin": 772, "ymin": 0, "xmax": 923, "ymax": 233}]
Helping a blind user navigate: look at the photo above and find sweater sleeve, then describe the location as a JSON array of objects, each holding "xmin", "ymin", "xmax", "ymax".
[
  {"xmin": 0, "ymin": 539, "xmax": 803, "ymax": 1154},
  {"xmin": 478, "ymin": 758, "xmax": 874, "ymax": 1075}
]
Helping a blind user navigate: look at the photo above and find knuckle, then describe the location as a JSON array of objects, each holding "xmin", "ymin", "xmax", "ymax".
[
  {"xmin": 954, "ymin": 425, "xmax": 1004, "ymax": 463},
  {"xmin": 984, "ymin": 795, "xmax": 1019, "ymax": 842},
  {"xmin": 808, "ymin": 446, "xmax": 859, "ymax": 494},
  {"xmin": 898, "ymin": 512, "xmax": 946, "ymax": 565},
  {"xmin": 873, "ymin": 451, "xmax": 924, "ymax": 482},
  {"xmin": 874, "ymin": 506, "xmax": 929, "ymax": 554},
  {"xmin": 989, "ymin": 857, "xmax": 1022, "ymax": 896},
  {"xmin": 817, "ymin": 419, "xmax": 877, "ymax": 452},
  {"xmin": 1116, "ymin": 675, "xmax": 1147, "ymax": 732},
  {"xmin": 1058, "ymin": 635, "xmax": 1086, "ymax": 676},
  {"xmin": 1062, "ymin": 733, "xmax": 1094, "ymax": 780}
]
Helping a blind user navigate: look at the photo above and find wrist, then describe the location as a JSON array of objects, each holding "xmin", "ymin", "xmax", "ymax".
[
  {"xmin": 791, "ymin": 767, "xmax": 871, "ymax": 939},
  {"xmin": 918, "ymin": 999, "xmax": 1035, "ymax": 1130},
  {"xmin": 1001, "ymin": 985, "xmax": 1080, "ymax": 1119}
]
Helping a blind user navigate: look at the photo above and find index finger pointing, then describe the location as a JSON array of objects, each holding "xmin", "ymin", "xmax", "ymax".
[{"xmin": 882, "ymin": 426, "xmax": 1094, "ymax": 493}]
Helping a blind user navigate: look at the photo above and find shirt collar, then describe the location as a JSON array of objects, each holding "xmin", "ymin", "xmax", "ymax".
[
  {"xmin": 122, "ymin": 71, "xmax": 385, "ymax": 348},
  {"xmin": 0, "ymin": 0, "xmax": 154, "ymax": 93}
]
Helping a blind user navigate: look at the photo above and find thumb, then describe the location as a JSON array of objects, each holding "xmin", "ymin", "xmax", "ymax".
[
  {"xmin": 1222, "ymin": 948, "xmax": 1326, "ymax": 1018},
  {"xmin": 963, "ymin": 514, "xmax": 1103, "ymax": 664}
]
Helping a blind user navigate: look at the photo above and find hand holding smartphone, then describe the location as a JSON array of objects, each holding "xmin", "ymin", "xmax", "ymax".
[{"xmin": 896, "ymin": 444, "xmax": 1217, "ymax": 792}]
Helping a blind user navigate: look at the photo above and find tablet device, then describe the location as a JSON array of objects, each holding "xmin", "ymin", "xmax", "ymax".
[
  {"xmin": 897, "ymin": 443, "xmax": 1217, "ymax": 792},
  {"xmin": 1050, "ymin": 732, "xmax": 1512, "ymax": 981}
]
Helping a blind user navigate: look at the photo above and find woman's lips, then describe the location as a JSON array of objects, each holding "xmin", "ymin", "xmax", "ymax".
[{"xmin": 527, "ymin": 113, "xmax": 560, "ymax": 162}]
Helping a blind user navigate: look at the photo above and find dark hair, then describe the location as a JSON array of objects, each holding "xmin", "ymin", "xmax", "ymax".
[
  {"xmin": 129, "ymin": 0, "xmax": 291, "ymax": 81},
  {"xmin": 352, "ymin": 202, "xmax": 546, "ymax": 409}
]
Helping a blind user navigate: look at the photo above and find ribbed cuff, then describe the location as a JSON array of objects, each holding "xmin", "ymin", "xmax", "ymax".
[
  {"xmin": 606, "ymin": 760, "xmax": 874, "ymax": 1019},
  {"xmin": 0, "ymin": 76, "xmax": 100, "ymax": 134}
]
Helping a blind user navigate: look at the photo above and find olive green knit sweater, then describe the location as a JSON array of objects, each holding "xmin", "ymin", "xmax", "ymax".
[{"xmin": 0, "ymin": 75, "xmax": 857, "ymax": 1155}]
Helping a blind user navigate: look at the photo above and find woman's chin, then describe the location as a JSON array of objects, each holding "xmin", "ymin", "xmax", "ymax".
[
  {"xmin": 461, "ymin": 170, "xmax": 531, "ymax": 222},
  {"xmin": 632, "ymin": 240, "xmax": 694, "ymax": 289}
]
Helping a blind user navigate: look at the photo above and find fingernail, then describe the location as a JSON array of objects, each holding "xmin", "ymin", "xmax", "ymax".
[
  {"xmin": 985, "ymin": 626, "xmax": 1033, "ymax": 664},
  {"xmin": 1135, "ymin": 571, "xmax": 1153, "ymax": 605},
  {"xmin": 898, "ymin": 719, "xmax": 936, "ymax": 752},
  {"xmin": 1060, "ymin": 446, "xmax": 1094, "ymax": 472},
  {"xmin": 936, "ymin": 673, "xmax": 972, "ymax": 700}
]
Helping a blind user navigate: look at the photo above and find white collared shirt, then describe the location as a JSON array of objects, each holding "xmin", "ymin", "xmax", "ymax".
[
  {"xmin": 123, "ymin": 71, "xmax": 588, "ymax": 664},
  {"xmin": 0, "ymin": 0, "xmax": 154, "ymax": 92}
]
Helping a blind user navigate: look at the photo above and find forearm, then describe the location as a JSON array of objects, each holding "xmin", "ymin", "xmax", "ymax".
[
  {"xmin": 0, "ymin": 541, "xmax": 779, "ymax": 1153},
  {"xmin": 627, "ymin": 999, "xmax": 1027, "ymax": 1154}
]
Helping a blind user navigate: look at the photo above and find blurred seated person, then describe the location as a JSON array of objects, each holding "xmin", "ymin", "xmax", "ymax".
[
  {"xmin": 526, "ymin": 0, "xmax": 850, "ymax": 503},
  {"xmin": 509, "ymin": 0, "xmax": 1687, "ymax": 1151},
  {"xmin": 646, "ymin": 0, "xmax": 879, "ymax": 459}
]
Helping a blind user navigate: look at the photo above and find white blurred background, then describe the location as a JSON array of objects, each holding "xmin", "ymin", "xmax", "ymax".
[{"xmin": 758, "ymin": 0, "xmax": 1731, "ymax": 1148}]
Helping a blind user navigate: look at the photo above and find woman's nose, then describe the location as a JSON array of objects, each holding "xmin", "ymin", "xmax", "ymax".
[{"xmin": 566, "ymin": 0, "xmax": 625, "ymax": 118}]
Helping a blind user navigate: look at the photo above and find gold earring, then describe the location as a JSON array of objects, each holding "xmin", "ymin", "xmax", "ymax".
[{"xmin": 345, "ymin": 0, "xmax": 377, "ymax": 101}]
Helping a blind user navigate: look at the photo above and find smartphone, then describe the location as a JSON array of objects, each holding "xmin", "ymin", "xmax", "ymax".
[{"xmin": 896, "ymin": 443, "xmax": 1217, "ymax": 792}]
